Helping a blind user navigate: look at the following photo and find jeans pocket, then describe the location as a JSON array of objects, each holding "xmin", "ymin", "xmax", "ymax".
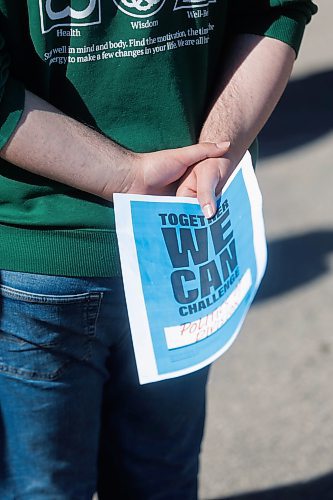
[{"xmin": 0, "ymin": 283, "xmax": 103, "ymax": 380}]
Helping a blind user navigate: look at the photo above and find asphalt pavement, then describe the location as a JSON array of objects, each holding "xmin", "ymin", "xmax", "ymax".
[{"xmin": 200, "ymin": 2, "xmax": 333, "ymax": 499}]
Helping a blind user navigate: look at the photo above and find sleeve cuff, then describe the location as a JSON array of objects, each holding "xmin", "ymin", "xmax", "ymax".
[
  {"xmin": 0, "ymin": 76, "xmax": 25, "ymax": 149},
  {"xmin": 246, "ymin": 13, "xmax": 308, "ymax": 57},
  {"xmin": 229, "ymin": 1, "xmax": 318, "ymax": 57}
]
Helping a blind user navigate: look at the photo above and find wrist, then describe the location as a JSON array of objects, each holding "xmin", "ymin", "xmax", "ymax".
[{"xmin": 99, "ymin": 148, "xmax": 141, "ymax": 200}]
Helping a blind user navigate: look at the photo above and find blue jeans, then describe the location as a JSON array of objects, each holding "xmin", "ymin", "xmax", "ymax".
[{"xmin": 0, "ymin": 271, "xmax": 209, "ymax": 499}]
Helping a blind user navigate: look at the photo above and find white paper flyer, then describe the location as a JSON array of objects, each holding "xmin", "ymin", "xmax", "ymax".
[{"xmin": 114, "ymin": 152, "xmax": 267, "ymax": 384}]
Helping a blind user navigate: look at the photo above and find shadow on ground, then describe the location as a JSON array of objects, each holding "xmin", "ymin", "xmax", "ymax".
[
  {"xmin": 254, "ymin": 230, "xmax": 333, "ymax": 302},
  {"xmin": 258, "ymin": 69, "xmax": 333, "ymax": 158},
  {"xmin": 207, "ymin": 471, "xmax": 333, "ymax": 500}
]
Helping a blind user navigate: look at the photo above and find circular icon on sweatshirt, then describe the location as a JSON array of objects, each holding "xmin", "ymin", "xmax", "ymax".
[
  {"xmin": 39, "ymin": 0, "xmax": 101, "ymax": 34},
  {"xmin": 113, "ymin": 0, "xmax": 167, "ymax": 18},
  {"xmin": 45, "ymin": 0, "xmax": 97, "ymax": 20}
]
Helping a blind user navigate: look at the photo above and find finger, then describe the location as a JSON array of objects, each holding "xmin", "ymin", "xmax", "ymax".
[
  {"xmin": 176, "ymin": 168, "xmax": 197, "ymax": 197},
  {"xmin": 195, "ymin": 159, "xmax": 220, "ymax": 219},
  {"xmin": 214, "ymin": 157, "xmax": 235, "ymax": 196},
  {"xmin": 173, "ymin": 141, "xmax": 230, "ymax": 168},
  {"xmin": 176, "ymin": 184, "xmax": 197, "ymax": 198}
]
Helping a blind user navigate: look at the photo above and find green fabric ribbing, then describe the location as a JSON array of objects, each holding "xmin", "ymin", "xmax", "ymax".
[{"xmin": 0, "ymin": 225, "xmax": 122, "ymax": 277}]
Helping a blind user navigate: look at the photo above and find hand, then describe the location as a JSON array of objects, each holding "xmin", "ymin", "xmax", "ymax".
[
  {"xmin": 176, "ymin": 155, "xmax": 235, "ymax": 218},
  {"xmin": 116, "ymin": 142, "xmax": 230, "ymax": 197}
]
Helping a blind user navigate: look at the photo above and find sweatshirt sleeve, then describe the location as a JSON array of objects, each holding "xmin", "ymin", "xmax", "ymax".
[
  {"xmin": 228, "ymin": 0, "xmax": 318, "ymax": 56},
  {"xmin": 0, "ymin": 33, "xmax": 25, "ymax": 149}
]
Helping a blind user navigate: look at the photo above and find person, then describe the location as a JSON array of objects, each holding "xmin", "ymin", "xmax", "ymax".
[{"xmin": 0, "ymin": 1, "xmax": 317, "ymax": 498}]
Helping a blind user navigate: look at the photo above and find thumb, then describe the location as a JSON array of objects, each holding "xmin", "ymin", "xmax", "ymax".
[{"xmin": 195, "ymin": 158, "xmax": 221, "ymax": 219}]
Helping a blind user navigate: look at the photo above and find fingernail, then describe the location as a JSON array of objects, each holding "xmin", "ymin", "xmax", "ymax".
[
  {"xmin": 216, "ymin": 141, "xmax": 230, "ymax": 149},
  {"xmin": 203, "ymin": 204, "xmax": 214, "ymax": 219}
]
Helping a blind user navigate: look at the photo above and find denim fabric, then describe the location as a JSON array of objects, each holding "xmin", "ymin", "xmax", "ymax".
[{"xmin": 0, "ymin": 271, "xmax": 209, "ymax": 500}]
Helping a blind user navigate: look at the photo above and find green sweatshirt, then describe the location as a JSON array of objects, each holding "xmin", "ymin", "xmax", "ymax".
[{"xmin": 0, "ymin": 0, "xmax": 317, "ymax": 277}]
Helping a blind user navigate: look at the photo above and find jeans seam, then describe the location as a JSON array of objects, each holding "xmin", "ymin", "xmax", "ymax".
[
  {"xmin": 88, "ymin": 292, "xmax": 103, "ymax": 337},
  {"xmin": 0, "ymin": 359, "xmax": 70, "ymax": 380},
  {"xmin": 82, "ymin": 292, "xmax": 103, "ymax": 362},
  {"xmin": 0, "ymin": 284, "xmax": 92, "ymax": 304}
]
